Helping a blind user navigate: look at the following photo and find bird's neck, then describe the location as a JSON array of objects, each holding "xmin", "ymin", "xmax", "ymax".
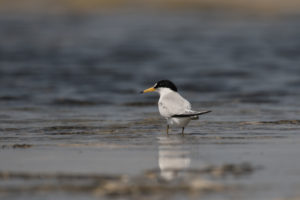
[{"xmin": 157, "ymin": 88, "xmax": 175, "ymax": 97}]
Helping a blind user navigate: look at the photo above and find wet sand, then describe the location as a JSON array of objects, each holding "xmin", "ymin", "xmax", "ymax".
[
  {"xmin": 1, "ymin": 104, "xmax": 300, "ymax": 200},
  {"xmin": 1, "ymin": 12, "xmax": 300, "ymax": 200}
]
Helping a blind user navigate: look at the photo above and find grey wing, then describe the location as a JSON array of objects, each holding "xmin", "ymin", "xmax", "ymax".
[{"xmin": 158, "ymin": 93, "xmax": 191, "ymax": 118}]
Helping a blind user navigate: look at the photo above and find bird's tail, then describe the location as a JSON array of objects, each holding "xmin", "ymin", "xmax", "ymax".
[{"xmin": 172, "ymin": 110, "xmax": 211, "ymax": 119}]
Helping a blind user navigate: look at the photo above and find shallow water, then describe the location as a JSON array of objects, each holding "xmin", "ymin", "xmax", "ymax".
[{"xmin": 1, "ymin": 12, "xmax": 300, "ymax": 200}]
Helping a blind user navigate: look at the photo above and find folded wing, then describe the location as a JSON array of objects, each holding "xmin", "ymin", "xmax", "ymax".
[
  {"xmin": 158, "ymin": 92, "xmax": 191, "ymax": 118},
  {"xmin": 172, "ymin": 110, "xmax": 211, "ymax": 118}
]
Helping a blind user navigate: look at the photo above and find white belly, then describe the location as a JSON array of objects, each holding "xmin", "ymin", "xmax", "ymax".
[{"xmin": 167, "ymin": 117, "xmax": 191, "ymax": 128}]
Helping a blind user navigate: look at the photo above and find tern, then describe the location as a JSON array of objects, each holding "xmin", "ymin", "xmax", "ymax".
[{"xmin": 141, "ymin": 80, "xmax": 211, "ymax": 135}]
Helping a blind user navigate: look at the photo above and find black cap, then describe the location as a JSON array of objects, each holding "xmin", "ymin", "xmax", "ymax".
[{"xmin": 154, "ymin": 80, "xmax": 177, "ymax": 92}]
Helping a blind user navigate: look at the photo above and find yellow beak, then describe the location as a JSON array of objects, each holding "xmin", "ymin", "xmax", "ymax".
[{"xmin": 141, "ymin": 87, "xmax": 156, "ymax": 93}]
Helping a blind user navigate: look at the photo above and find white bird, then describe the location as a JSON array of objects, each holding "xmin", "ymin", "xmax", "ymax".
[{"xmin": 141, "ymin": 80, "xmax": 211, "ymax": 135}]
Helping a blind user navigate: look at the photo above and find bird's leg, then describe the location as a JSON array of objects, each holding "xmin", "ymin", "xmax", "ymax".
[
  {"xmin": 166, "ymin": 125, "xmax": 169, "ymax": 135},
  {"xmin": 181, "ymin": 127, "xmax": 185, "ymax": 135}
]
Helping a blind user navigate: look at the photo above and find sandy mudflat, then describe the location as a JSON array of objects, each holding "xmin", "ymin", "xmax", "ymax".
[{"xmin": 1, "ymin": 11, "xmax": 300, "ymax": 200}]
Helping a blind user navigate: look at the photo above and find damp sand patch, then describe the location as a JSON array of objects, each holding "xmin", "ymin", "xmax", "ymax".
[
  {"xmin": 1, "ymin": 144, "xmax": 33, "ymax": 149},
  {"xmin": 146, "ymin": 162, "xmax": 260, "ymax": 178},
  {"xmin": 0, "ymin": 162, "xmax": 257, "ymax": 197},
  {"xmin": 241, "ymin": 120, "xmax": 300, "ymax": 125}
]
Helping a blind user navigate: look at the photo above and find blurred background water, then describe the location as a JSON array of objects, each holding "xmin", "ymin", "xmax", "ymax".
[
  {"xmin": 1, "ymin": 12, "xmax": 300, "ymax": 107},
  {"xmin": 1, "ymin": 1, "xmax": 300, "ymax": 200}
]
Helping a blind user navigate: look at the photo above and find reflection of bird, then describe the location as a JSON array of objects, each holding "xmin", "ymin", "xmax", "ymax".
[
  {"xmin": 157, "ymin": 136, "xmax": 191, "ymax": 180},
  {"xmin": 141, "ymin": 80, "xmax": 211, "ymax": 134}
]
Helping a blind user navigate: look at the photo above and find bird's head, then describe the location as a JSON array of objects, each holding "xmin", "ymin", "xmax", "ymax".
[{"xmin": 141, "ymin": 80, "xmax": 178, "ymax": 95}]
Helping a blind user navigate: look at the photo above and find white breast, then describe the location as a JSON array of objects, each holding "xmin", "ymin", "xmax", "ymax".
[{"xmin": 157, "ymin": 88, "xmax": 192, "ymax": 127}]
